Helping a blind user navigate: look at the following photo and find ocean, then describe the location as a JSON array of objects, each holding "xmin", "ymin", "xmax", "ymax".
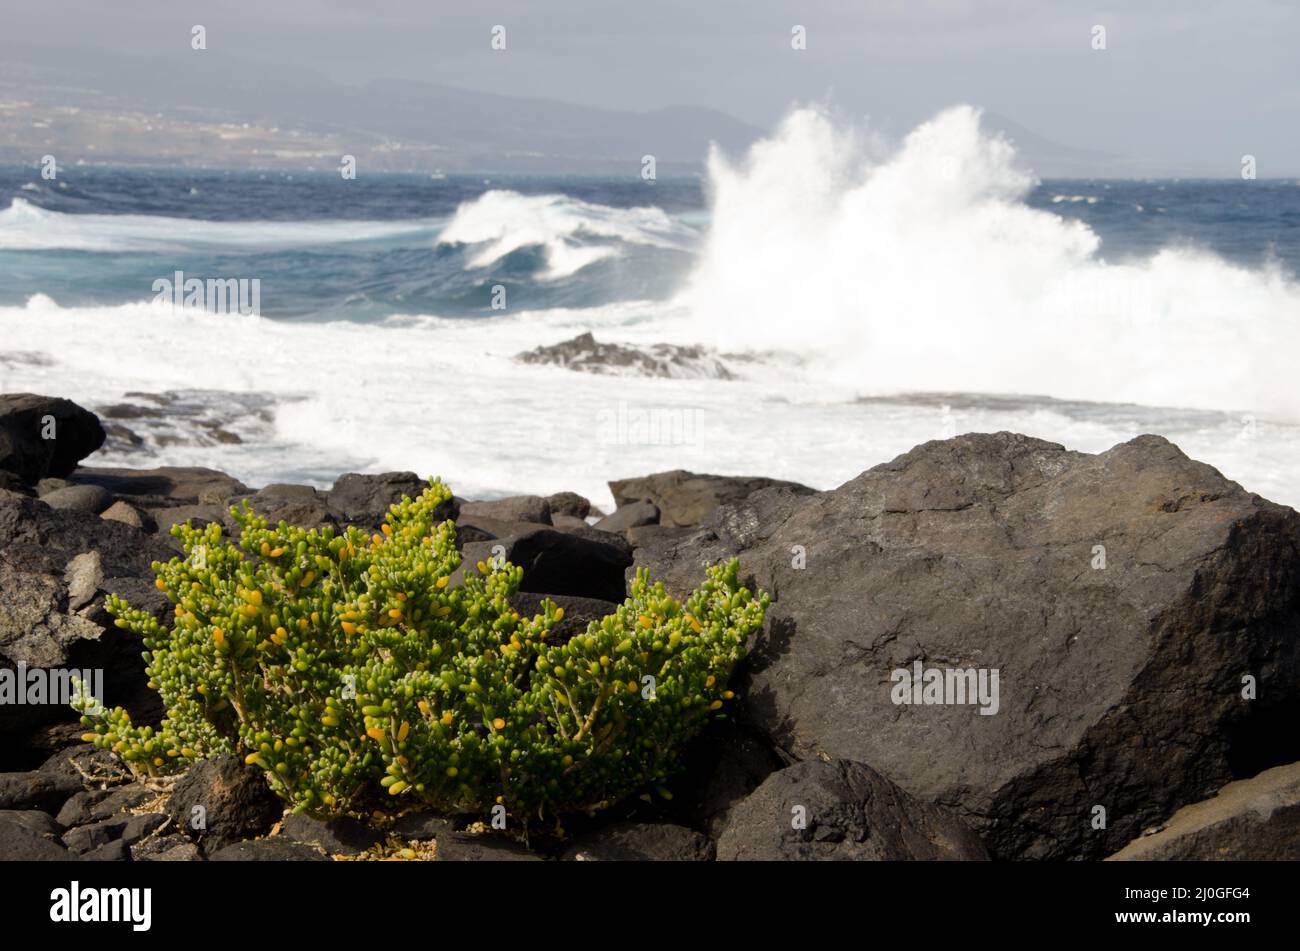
[{"xmin": 2, "ymin": 106, "xmax": 1298, "ymax": 509}]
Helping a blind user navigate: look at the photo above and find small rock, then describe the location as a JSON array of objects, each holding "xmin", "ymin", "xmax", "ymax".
[
  {"xmin": 64, "ymin": 815, "xmax": 130, "ymax": 853},
  {"xmin": 132, "ymin": 833, "xmax": 201, "ymax": 862},
  {"xmin": 282, "ymin": 813, "xmax": 383, "ymax": 856},
  {"xmin": 165, "ymin": 755, "xmax": 283, "ymax": 853},
  {"xmin": 122, "ymin": 812, "xmax": 168, "ymax": 845},
  {"xmin": 716, "ymin": 759, "xmax": 990, "ymax": 861},
  {"xmin": 460, "ymin": 495, "xmax": 552, "ymax": 525},
  {"xmin": 57, "ymin": 784, "xmax": 153, "ymax": 828},
  {"xmin": 63, "ymin": 550, "xmax": 104, "ymax": 611},
  {"xmin": 208, "ymin": 839, "xmax": 329, "ymax": 861},
  {"xmin": 82, "ymin": 839, "xmax": 132, "ymax": 861},
  {"xmin": 434, "ymin": 832, "xmax": 542, "ymax": 861},
  {"xmin": 148, "ymin": 504, "xmax": 227, "ymax": 535},
  {"xmin": 546, "ymin": 491, "xmax": 591, "ymax": 519},
  {"xmin": 518, "ymin": 333, "xmax": 736, "ymax": 380},
  {"xmin": 592, "ymin": 499, "xmax": 659, "ymax": 533},
  {"xmin": 0, "ymin": 769, "xmax": 83, "ymax": 812},
  {"xmin": 0, "ymin": 809, "xmax": 62, "ymax": 838},
  {"xmin": 563, "ymin": 822, "xmax": 714, "ymax": 861},
  {"xmin": 100, "ymin": 500, "xmax": 152, "ymax": 531},
  {"xmin": 37, "ymin": 744, "xmax": 128, "ymax": 789},
  {"xmin": 0, "ymin": 812, "xmax": 73, "ymax": 860},
  {"xmin": 40, "ymin": 484, "xmax": 112, "ymax": 514},
  {"xmin": 391, "ymin": 812, "xmax": 453, "ymax": 841}
]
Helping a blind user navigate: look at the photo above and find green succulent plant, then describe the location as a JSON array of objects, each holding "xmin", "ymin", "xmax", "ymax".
[{"xmin": 79, "ymin": 480, "xmax": 768, "ymax": 822}]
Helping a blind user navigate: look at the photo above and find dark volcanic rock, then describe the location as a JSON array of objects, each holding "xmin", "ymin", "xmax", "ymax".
[
  {"xmin": 391, "ymin": 812, "xmax": 453, "ymax": 841},
  {"xmin": 461, "ymin": 527, "xmax": 632, "ymax": 603},
  {"xmin": 70, "ymin": 466, "xmax": 248, "ymax": 504},
  {"xmin": 672, "ymin": 721, "xmax": 786, "ymax": 839},
  {"xmin": 0, "ymin": 494, "xmax": 187, "ymax": 581},
  {"xmin": 100, "ymin": 500, "xmax": 153, "ymax": 531},
  {"xmin": 546, "ymin": 491, "xmax": 592, "ymax": 519},
  {"xmin": 518, "ymin": 332, "xmax": 736, "ymax": 380},
  {"xmin": 146, "ymin": 503, "xmax": 228, "ymax": 535},
  {"xmin": 57, "ymin": 784, "xmax": 152, "ymax": 828},
  {"xmin": 0, "ymin": 811, "xmax": 73, "ymax": 860},
  {"xmin": 1108, "ymin": 761, "xmax": 1300, "ymax": 860},
  {"xmin": 132, "ymin": 833, "xmax": 201, "ymax": 861},
  {"xmin": 81, "ymin": 838, "xmax": 132, "ymax": 861},
  {"xmin": 434, "ymin": 831, "xmax": 541, "ymax": 861},
  {"xmin": 608, "ymin": 470, "xmax": 816, "ymax": 528},
  {"xmin": 282, "ymin": 813, "xmax": 384, "ymax": 856},
  {"xmin": 328, "ymin": 471, "xmax": 436, "ymax": 528},
  {"xmin": 37, "ymin": 744, "xmax": 128, "ymax": 789},
  {"xmin": 209, "ymin": 838, "xmax": 329, "ymax": 861},
  {"xmin": 243, "ymin": 485, "xmax": 340, "ymax": 530},
  {"xmin": 63, "ymin": 814, "xmax": 132, "ymax": 853},
  {"xmin": 593, "ymin": 499, "xmax": 659, "ymax": 534},
  {"xmin": 40, "ymin": 484, "xmax": 113, "ymax": 514},
  {"xmin": 0, "ymin": 394, "xmax": 106, "ymax": 483},
  {"xmin": 0, "ymin": 494, "xmax": 174, "ymax": 738},
  {"xmin": 562, "ymin": 821, "xmax": 714, "ymax": 861},
  {"xmin": 508, "ymin": 592, "xmax": 619, "ymax": 645},
  {"xmin": 460, "ymin": 495, "xmax": 552, "ymax": 525},
  {"xmin": 0, "ymin": 808, "xmax": 62, "ymax": 838},
  {"xmin": 0, "ymin": 769, "xmax": 84, "ymax": 813},
  {"xmin": 716, "ymin": 759, "xmax": 989, "ymax": 861},
  {"xmin": 626, "ymin": 528, "xmax": 751, "ymax": 601},
  {"xmin": 732, "ymin": 432, "xmax": 1300, "ymax": 860},
  {"xmin": 166, "ymin": 755, "xmax": 283, "ymax": 853},
  {"xmin": 624, "ymin": 524, "xmax": 698, "ymax": 550}
]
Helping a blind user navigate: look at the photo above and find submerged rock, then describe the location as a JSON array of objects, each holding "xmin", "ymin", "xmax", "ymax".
[{"xmin": 518, "ymin": 332, "xmax": 737, "ymax": 380}]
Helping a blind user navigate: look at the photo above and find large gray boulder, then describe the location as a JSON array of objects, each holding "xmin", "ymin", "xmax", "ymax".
[
  {"xmin": 725, "ymin": 433, "xmax": 1300, "ymax": 860},
  {"xmin": 0, "ymin": 394, "xmax": 105, "ymax": 484}
]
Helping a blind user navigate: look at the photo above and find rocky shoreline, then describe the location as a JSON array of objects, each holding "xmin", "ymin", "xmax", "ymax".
[{"xmin": 2, "ymin": 392, "xmax": 1298, "ymax": 861}]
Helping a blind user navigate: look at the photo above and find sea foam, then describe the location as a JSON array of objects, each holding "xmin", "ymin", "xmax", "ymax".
[{"xmin": 676, "ymin": 105, "xmax": 1300, "ymax": 418}]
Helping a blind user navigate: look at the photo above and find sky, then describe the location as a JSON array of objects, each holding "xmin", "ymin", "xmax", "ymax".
[{"xmin": 4, "ymin": 0, "xmax": 1298, "ymax": 175}]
